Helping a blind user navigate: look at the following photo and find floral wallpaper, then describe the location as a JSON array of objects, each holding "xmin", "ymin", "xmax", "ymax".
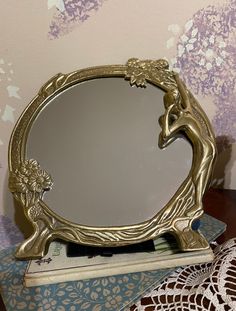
[
  {"xmin": 0, "ymin": 216, "xmax": 23, "ymax": 251},
  {"xmin": 0, "ymin": 0, "xmax": 235, "ymax": 225},
  {"xmin": 48, "ymin": 0, "xmax": 106, "ymax": 39},
  {"xmin": 0, "ymin": 58, "xmax": 21, "ymax": 130},
  {"xmin": 172, "ymin": 0, "xmax": 236, "ymax": 150}
]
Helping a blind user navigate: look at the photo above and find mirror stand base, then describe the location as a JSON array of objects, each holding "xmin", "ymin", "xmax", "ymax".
[{"xmin": 173, "ymin": 217, "xmax": 210, "ymax": 251}]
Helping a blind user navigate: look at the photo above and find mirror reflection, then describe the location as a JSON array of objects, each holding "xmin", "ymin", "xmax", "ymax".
[{"xmin": 27, "ymin": 78, "xmax": 192, "ymax": 226}]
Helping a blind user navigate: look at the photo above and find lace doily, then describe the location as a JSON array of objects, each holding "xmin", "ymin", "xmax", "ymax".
[{"xmin": 130, "ymin": 238, "xmax": 236, "ymax": 311}]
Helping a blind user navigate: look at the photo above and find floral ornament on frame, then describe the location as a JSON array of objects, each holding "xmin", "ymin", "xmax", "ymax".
[{"xmin": 9, "ymin": 159, "xmax": 53, "ymax": 208}]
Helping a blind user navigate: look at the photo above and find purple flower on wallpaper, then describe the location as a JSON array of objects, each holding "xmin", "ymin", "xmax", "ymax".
[
  {"xmin": 48, "ymin": 0, "xmax": 106, "ymax": 39},
  {"xmin": 0, "ymin": 215, "xmax": 23, "ymax": 251},
  {"xmin": 174, "ymin": 0, "xmax": 236, "ymax": 146}
]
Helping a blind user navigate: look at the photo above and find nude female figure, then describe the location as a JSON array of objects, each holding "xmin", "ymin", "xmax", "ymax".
[{"xmin": 158, "ymin": 74, "xmax": 217, "ymax": 218}]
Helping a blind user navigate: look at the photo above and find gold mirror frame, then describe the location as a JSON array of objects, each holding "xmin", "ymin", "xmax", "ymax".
[{"xmin": 8, "ymin": 58, "xmax": 217, "ymax": 259}]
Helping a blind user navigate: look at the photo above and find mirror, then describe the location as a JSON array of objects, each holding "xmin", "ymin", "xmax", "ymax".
[
  {"xmin": 8, "ymin": 58, "xmax": 217, "ymax": 259},
  {"xmin": 27, "ymin": 78, "xmax": 192, "ymax": 226}
]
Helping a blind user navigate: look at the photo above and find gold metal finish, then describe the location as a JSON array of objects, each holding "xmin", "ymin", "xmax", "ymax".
[{"xmin": 8, "ymin": 58, "xmax": 217, "ymax": 259}]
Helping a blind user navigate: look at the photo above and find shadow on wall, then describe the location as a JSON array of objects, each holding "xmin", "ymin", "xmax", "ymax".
[
  {"xmin": 211, "ymin": 136, "xmax": 235, "ymax": 189},
  {"xmin": 3, "ymin": 171, "xmax": 33, "ymax": 240}
]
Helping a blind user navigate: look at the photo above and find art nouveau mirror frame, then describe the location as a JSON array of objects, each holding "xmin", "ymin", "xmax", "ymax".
[{"xmin": 8, "ymin": 58, "xmax": 217, "ymax": 259}]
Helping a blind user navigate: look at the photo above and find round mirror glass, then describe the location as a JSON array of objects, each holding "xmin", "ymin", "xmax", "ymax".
[{"xmin": 27, "ymin": 78, "xmax": 192, "ymax": 226}]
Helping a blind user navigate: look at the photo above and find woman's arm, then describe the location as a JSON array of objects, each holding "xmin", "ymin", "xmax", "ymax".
[{"xmin": 174, "ymin": 74, "xmax": 191, "ymax": 111}]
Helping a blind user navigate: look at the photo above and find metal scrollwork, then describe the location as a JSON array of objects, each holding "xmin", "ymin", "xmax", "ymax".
[{"xmin": 8, "ymin": 58, "xmax": 217, "ymax": 259}]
